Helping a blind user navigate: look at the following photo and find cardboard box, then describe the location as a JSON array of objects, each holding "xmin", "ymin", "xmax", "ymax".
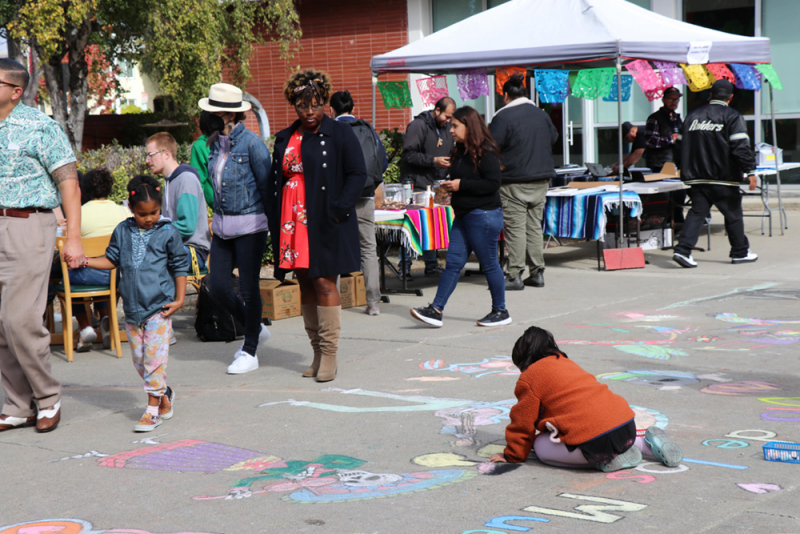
[
  {"xmin": 605, "ymin": 227, "xmax": 672, "ymax": 251},
  {"xmin": 340, "ymin": 272, "xmax": 366, "ymax": 309},
  {"xmin": 260, "ymin": 279, "xmax": 301, "ymax": 320},
  {"xmin": 629, "ymin": 162, "xmax": 681, "ymax": 182}
]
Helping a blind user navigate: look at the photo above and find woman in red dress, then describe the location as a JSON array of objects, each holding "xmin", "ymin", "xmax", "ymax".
[{"xmin": 267, "ymin": 70, "xmax": 367, "ymax": 382}]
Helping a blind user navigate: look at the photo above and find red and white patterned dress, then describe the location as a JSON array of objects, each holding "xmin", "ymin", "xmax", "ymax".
[{"xmin": 278, "ymin": 132, "xmax": 310, "ymax": 270}]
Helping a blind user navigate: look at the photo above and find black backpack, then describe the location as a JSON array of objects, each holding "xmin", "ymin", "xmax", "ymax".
[
  {"xmin": 195, "ymin": 275, "xmax": 245, "ymax": 342},
  {"xmin": 348, "ymin": 119, "xmax": 384, "ymax": 189}
]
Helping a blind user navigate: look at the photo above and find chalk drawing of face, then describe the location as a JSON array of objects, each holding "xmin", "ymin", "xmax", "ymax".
[{"xmin": 336, "ymin": 470, "xmax": 404, "ymax": 487}]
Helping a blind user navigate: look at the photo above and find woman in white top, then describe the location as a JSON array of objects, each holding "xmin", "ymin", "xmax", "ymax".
[{"xmin": 70, "ymin": 168, "xmax": 129, "ymax": 351}]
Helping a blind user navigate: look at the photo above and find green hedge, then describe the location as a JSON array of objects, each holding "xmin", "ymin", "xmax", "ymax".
[{"xmin": 76, "ymin": 141, "xmax": 193, "ymax": 203}]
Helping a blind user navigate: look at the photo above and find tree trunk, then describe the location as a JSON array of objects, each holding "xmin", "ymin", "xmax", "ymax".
[
  {"xmin": 6, "ymin": 37, "xmax": 40, "ymax": 108},
  {"xmin": 34, "ymin": 18, "xmax": 92, "ymax": 153}
]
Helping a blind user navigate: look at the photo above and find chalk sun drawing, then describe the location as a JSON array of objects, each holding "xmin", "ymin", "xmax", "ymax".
[
  {"xmin": 0, "ymin": 519, "xmax": 217, "ymax": 534},
  {"xmin": 96, "ymin": 440, "xmax": 473, "ymax": 503}
]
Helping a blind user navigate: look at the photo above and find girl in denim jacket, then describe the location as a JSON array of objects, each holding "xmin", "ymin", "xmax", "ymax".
[{"xmin": 85, "ymin": 175, "xmax": 188, "ymax": 432}]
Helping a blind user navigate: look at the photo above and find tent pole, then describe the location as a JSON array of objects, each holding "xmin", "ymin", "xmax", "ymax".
[
  {"xmin": 769, "ymin": 83, "xmax": 787, "ymax": 234},
  {"xmin": 372, "ymin": 73, "xmax": 378, "ymax": 129},
  {"xmin": 616, "ymin": 56, "xmax": 624, "ymax": 248}
]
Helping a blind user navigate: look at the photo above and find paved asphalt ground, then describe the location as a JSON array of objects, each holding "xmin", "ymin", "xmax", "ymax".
[{"xmin": 2, "ymin": 200, "xmax": 799, "ymax": 534}]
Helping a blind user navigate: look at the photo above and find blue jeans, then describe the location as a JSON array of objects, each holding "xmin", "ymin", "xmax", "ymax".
[
  {"xmin": 208, "ymin": 231, "xmax": 268, "ymax": 356},
  {"xmin": 432, "ymin": 208, "xmax": 505, "ymax": 312},
  {"xmin": 69, "ymin": 267, "xmax": 111, "ymax": 310}
]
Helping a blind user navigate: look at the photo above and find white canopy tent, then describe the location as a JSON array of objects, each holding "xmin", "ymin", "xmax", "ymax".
[
  {"xmin": 371, "ymin": 0, "xmax": 771, "ymax": 73},
  {"xmin": 370, "ymin": 0, "xmax": 773, "ymax": 249}
]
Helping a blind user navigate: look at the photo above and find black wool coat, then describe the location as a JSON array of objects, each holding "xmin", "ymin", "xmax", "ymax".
[{"xmin": 267, "ymin": 115, "xmax": 367, "ymax": 279}]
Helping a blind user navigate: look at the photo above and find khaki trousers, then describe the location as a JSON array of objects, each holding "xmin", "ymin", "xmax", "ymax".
[
  {"xmin": 499, "ymin": 181, "xmax": 548, "ymax": 279},
  {"xmin": 0, "ymin": 211, "xmax": 61, "ymax": 417},
  {"xmin": 355, "ymin": 198, "xmax": 381, "ymax": 308}
]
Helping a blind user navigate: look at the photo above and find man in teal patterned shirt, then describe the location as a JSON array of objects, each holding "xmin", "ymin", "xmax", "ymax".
[{"xmin": 0, "ymin": 58, "xmax": 83, "ymax": 434}]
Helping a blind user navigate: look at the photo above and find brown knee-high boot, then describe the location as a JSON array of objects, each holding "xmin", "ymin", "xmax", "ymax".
[
  {"xmin": 301, "ymin": 304, "xmax": 322, "ymax": 377},
  {"xmin": 316, "ymin": 305, "xmax": 341, "ymax": 382}
]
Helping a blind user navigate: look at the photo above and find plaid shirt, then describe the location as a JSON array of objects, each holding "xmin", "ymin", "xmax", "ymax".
[
  {"xmin": 645, "ymin": 108, "xmax": 682, "ymax": 150},
  {"xmin": 0, "ymin": 104, "xmax": 75, "ymax": 209}
]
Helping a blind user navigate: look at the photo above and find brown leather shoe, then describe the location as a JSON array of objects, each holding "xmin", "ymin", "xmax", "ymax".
[
  {"xmin": 0, "ymin": 414, "xmax": 36, "ymax": 432},
  {"xmin": 36, "ymin": 401, "xmax": 61, "ymax": 433}
]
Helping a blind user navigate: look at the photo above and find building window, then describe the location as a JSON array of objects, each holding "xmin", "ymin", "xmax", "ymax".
[
  {"xmin": 118, "ymin": 60, "xmax": 135, "ymax": 79},
  {"xmin": 683, "ymin": 0, "xmax": 756, "ymax": 115}
]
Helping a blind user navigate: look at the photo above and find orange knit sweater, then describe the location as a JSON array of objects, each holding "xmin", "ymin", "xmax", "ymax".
[{"xmin": 503, "ymin": 354, "xmax": 635, "ymax": 463}]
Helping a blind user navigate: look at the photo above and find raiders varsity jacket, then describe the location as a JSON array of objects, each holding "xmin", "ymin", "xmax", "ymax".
[{"xmin": 677, "ymin": 100, "xmax": 755, "ymax": 186}]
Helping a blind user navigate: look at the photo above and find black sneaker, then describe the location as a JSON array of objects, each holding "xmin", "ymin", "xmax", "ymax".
[
  {"xmin": 410, "ymin": 305, "xmax": 443, "ymax": 327},
  {"xmin": 424, "ymin": 264, "xmax": 444, "ymax": 276},
  {"xmin": 477, "ymin": 308, "xmax": 512, "ymax": 327}
]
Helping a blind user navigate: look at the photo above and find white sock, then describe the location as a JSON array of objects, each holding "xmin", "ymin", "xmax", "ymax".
[{"xmin": 145, "ymin": 405, "xmax": 159, "ymax": 416}]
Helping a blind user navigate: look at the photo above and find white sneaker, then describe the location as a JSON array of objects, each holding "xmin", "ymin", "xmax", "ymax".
[
  {"xmin": 238, "ymin": 324, "xmax": 271, "ymax": 356},
  {"xmin": 227, "ymin": 350, "xmax": 259, "ymax": 374},
  {"xmin": 366, "ymin": 305, "xmax": 380, "ymax": 316},
  {"xmin": 76, "ymin": 326, "xmax": 97, "ymax": 352},
  {"xmin": 672, "ymin": 253, "xmax": 697, "ymax": 268},
  {"xmin": 731, "ymin": 251, "xmax": 758, "ymax": 264},
  {"xmin": 258, "ymin": 324, "xmax": 271, "ymax": 347}
]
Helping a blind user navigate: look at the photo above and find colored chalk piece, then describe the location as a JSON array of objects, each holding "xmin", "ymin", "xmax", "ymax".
[{"xmin": 762, "ymin": 441, "xmax": 800, "ymax": 464}]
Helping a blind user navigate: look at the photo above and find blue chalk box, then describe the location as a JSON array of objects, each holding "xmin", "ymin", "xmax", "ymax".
[{"xmin": 763, "ymin": 441, "xmax": 800, "ymax": 464}]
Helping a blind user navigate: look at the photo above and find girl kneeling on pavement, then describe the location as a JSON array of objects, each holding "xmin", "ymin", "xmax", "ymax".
[
  {"xmin": 489, "ymin": 326, "xmax": 683, "ymax": 472},
  {"xmin": 410, "ymin": 105, "xmax": 510, "ymax": 328},
  {"xmin": 85, "ymin": 175, "xmax": 188, "ymax": 432}
]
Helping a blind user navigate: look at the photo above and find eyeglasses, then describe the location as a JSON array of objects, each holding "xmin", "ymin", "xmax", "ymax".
[
  {"xmin": 664, "ymin": 96, "xmax": 681, "ymax": 102},
  {"xmin": 296, "ymin": 103, "xmax": 324, "ymax": 112},
  {"xmin": 145, "ymin": 150, "xmax": 166, "ymax": 160},
  {"xmin": 0, "ymin": 80, "xmax": 19, "ymax": 88}
]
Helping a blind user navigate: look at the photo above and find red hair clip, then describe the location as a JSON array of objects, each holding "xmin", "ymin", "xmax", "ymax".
[
  {"xmin": 155, "ymin": 186, "xmax": 160, "ymax": 191},
  {"xmin": 130, "ymin": 190, "xmax": 136, "ymax": 195}
]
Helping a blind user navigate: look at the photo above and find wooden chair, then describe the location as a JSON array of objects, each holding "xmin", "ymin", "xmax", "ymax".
[{"xmin": 55, "ymin": 235, "xmax": 123, "ymax": 361}]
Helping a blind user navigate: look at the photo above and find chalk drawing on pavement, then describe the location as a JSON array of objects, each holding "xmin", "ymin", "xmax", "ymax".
[
  {"xmin": 96, "ymin": 440, "xmax": 473, "ymax": 503},
  {"xmin": 0, "ymin": 519, "xmax": 217, "ymax": 534},
  {"xmin": 736, "ymin": 483, "xmax": 782, "ymax": 494},
  {"xmin": 419, "ymin": 356, "xmax": 519, "ymax": 378},
  {"xmin": 51, "ymin": 450, "xmax": 108, "ymax": 463}
]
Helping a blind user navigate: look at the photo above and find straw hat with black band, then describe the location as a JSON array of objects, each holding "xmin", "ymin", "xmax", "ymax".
[{"xmin": 198, "ymin": 83, "xmax": 251, "ymax": 113}]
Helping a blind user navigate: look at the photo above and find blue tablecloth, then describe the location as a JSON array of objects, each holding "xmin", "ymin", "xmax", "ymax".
[{"xmin": 544, "ymin": 191, "xmax": 643, "ymax": 240}]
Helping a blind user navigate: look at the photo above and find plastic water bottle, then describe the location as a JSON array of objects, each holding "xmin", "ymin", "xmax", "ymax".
[{"xmin": 403, "ymin": 183, "xmax": 413, "ymax": 204}]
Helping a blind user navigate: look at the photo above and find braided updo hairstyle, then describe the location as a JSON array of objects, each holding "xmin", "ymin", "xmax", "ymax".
[
  {"xmin": 283, "ymin": 69, "xmax": 333, "ymax": 107},
  {"xmin": 127, "ymin": 175, "xmax": 162, "ymax": 208}
]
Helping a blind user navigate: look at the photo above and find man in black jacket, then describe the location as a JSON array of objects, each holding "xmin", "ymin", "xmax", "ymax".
[
  {"xmin": 673, "ymin": 80, "xmax": 758, "ymax": 268},
  {"xmin": 398, "ymin": 96, "xmax": 456, "ymax": 277},
  {"xmin": 489, "ymin": 75, "xmax": 558, "ymax": 289}
]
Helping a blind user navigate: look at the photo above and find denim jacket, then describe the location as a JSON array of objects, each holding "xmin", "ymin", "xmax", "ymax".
[
  {"xmin": 105, "ymin": 218, "xmax": 190, "ymax": 324},
  {"xmin": 208, "ymin": 123, "xmax": 271, "ymax": 215}
]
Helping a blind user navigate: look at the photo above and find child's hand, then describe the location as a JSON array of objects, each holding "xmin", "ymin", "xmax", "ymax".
[
  {"xmin": 161, "ymin": 300, "xmax": 184, "ymax": 318},
  {"xmin": 489, "ymin": 453, "xmax": 507, "ymax": 463}
]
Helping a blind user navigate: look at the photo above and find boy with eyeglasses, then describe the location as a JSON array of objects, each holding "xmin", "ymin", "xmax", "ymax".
[{"xmin": 145, "ymin": 132, "xmax": 211, "ymax": 272}]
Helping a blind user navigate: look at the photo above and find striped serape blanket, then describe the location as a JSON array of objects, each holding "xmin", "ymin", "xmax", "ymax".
[
  {"xmin": 544, "ymin": 191, "xmax": 642, "ymax": 241},
  {"xmin": 375, "ymin": 205, "xmax": 455, "ymax": 255}
]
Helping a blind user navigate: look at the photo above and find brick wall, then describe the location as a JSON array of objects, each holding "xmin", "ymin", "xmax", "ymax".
[{"xmin": 243, "ymin": 0, "xmax": 411, "ymax": 137}]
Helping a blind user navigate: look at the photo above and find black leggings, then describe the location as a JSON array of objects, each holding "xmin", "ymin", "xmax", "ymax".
[{"xmin": 208, "ymin": 231, "xmax": 268, "ymax": 355}]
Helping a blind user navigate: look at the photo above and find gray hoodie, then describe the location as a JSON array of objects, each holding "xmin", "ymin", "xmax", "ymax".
[{"xmin": 163, "ymin": 163, "xmax": 211, "ymax": 260}]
